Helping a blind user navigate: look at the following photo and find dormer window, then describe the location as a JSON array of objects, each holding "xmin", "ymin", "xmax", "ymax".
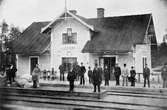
[{"xmin": 62, "ymin": 28, "xmax": 77, "ymax": 44}]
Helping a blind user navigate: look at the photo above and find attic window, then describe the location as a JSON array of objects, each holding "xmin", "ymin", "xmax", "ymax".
[
  {"xmin": 62, "ymin": 28, "xmax": 77, "ymax": 44},
  {"xmin": 67, "ymin": 28, "xmax": 72, "ymax": 36}
]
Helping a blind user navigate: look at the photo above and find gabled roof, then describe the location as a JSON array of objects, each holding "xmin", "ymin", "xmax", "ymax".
[
  {"xmin": 12, "ymin": 21, "xmax": 50, "ymax": 55},
  {"xmin": 82, "ymin": 14, "xmax": 154, "ymax": 53},
  {"xmin": 41, "ymin": 10, "xmax": 94, "ymax": 33},
  {"xmin": 12, "ymin": 12, "xmax": 156, "ymax": 55}
]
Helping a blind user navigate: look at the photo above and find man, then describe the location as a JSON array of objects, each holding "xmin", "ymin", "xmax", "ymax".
[
  {"xmin": 143, "ymin": 64, "xmax": 150, "ymax": 88},
  {"xmin": 104, "ymin": 65, "xmax": 109, "ymax": 86},
  {"xmin": 92, "ymin": 64, "xmax": 102, "ymax": 92},
  {"xmin": 32, "ymin": 64, "xmax": 41, "ymax": 88},
  {"xmin": 6, "ymin": 65, "xmax": 12, "ymax": 85},
  {"xmin": 114, "ymin": 63, "xmax": 121, "ymax": 86},
  {"xmin": 80, "ymin": 62, "xmax": 86, "ymax": 85},
  {"xmin": 122, "ymin": 64, "xmax": 129, "ymax": 86},
  {"xmin": 67, "ymin": 67, "xmax": 76, "ymax": 92},
  {"xmin": 161, "ymin": 63, "xmax": 167, "ymax": 88},
  {"xmin": 88, "ymin": 66, "xmax": 93, "ymax": 84},
  {"xmin": 73, "ymin": 62, "xmax": 80, "ymax": 81},
  {"xmin": 59, "ymin": 64, "xmax": 65, "ymax": 81},
  {"xmin": 130, "ymin": 66, "xmax": 136, "ymax": 87},
  {"xmin": 10, "ymin": 64, "xmax": 17, "ymax": 82}
]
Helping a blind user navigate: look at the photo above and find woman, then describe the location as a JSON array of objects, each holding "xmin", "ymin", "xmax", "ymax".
[{"xmin": 32, "ymin": 64, "xmax": 41, "ymax": 88}]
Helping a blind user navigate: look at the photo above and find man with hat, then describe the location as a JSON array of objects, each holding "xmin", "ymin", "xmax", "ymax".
[
  {"xmin": 143, "ymin": 64, "xmax": 150, "ymax": 88},
  {"xmin": 92, "ymin": 63, "xmax": 102, "ymax": 92},
  {"xmin": 161, "ymin": 62, "xmax": 167, "ymax": 88}
]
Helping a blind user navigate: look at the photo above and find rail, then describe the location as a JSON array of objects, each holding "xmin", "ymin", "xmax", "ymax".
[{"xmin": 136, "ymin": 72, "xmax": 161, "ymax": 83}]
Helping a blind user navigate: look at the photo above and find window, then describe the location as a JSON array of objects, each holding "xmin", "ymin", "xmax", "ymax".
[
  {"xmin": 143, "ymin": 57, "xmax": 147, "ymax": 69},
  {"xmin": 62, "ymin": 28, "xmax": 77, "ymax": 44},
  {"xmin": 62, "ymin": 57, "xmax": 77, "ymax": 72}
]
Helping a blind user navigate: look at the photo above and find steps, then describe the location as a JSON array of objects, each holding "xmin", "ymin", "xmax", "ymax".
[
  {"xmin": 0, "ymin": 87, "xmax": 106, "ymax": 99},
  {"xmin": 1, "ymin": 86, "xmax": 167, "ymax": 110}
]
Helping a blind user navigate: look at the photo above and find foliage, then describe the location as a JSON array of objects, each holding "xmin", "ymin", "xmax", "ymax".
[
  {"xmin": 159, "ymin": 42, "xmax": 167, "ymax": 56},
  {"xmin": 0, "ymin": 20, "xmax": 22, "ymax": 67},
  {"xmin": 8, "ymin": 26, "xmax": 22, "ymax": 40}
]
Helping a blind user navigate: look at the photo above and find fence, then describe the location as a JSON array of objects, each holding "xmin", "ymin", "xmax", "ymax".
[{"xmin": 136, "ymin": 72, "xmax": 161, "ymax": 83}]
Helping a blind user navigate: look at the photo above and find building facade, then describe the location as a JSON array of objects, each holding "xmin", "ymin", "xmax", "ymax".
[{"xmin": 13, "ymin": 9, "xmax": 157, "ymax": 79}]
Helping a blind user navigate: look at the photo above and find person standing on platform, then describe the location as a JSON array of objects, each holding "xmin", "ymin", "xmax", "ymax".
[
  {"xmin": 161, "ymin": 63, "xmax": 167, "ymax": 88},
  {"xmin": 104, "ymin": 65, "xmax": 109, "ymax": 86},
  {"xmin": 80, "ymin": 62, "xmax": 86, "ymax": 85},
  {"xmin": 130, "ymin": 66, "xmax": 136, "ymax": 87},
  {"xmin": 114, "ymin": 63, "xmax": 121, "ymax": 86},
  {"xmin": 92, "ymin": 64, "xmax": 102, "ymax": 92},
  {"xmin": 59, "ymin": 63, "xmax": 65, "ymax": 81},
  {"xmin": 122, "ymin": 64, "xmax": 129, "ymax": 86},
  {"xmin": 67, "ymin": 68, "xmax": 76, "ymax": 92},
  {"xmin": 10, "ymin": 64, "xmax": 17, "ymax": 82},
  {"xmin": 73, "ymin": 62, "xmax": 80, "ymax": 81},
  {"xmin": 6, "ymin": 65, "xmax": 12, "ymax": 86},
  {"xmin": 32, "ymin": 64, "xmax": 41, "ymax": 88},
  {"xmin": 88, "ymin": 66, "xmax": 93, "ymax": 84},
  {"xmin": 143, "ymin": 64, "xmax": 150, "ymax": 88}
]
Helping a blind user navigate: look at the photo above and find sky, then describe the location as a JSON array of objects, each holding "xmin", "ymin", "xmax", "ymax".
[{"xmin": 0, "ymin": 0, "xmax": 167, "ymax": 43}]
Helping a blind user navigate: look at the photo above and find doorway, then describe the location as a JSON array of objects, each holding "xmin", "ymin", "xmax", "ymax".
[
  {"xmin": 103, "ymin": 57, "xmax": 116, "ymax": 80},
  {"xmin": 62, "ymin": 57, "xmax": 77, "ymax": 73},
  {"xmin": 30, "ymin": 57, "xmax": 38, "ymax": 74}
]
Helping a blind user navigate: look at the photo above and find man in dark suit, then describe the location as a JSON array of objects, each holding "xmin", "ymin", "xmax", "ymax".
[
  {"xmin": 59, "ymin": 64, "xmax": 65, "ymax": 81},
  {"xmin": 73, "ymin": 62, "xmax": 80, "ymax": 81},
  {"xmin": 114, "ymin": 63, "xmax": 121, "ymax": 86},
  {"xmin": 130, "ymin": 66, "xmax": 136, "ymax": 86},
  {"xmin": 143, "ymin": 64, "xmax": 150, "ymax": 88},
  {"xmin": 80, "ymin": 62, "xmax": 86, "ymax": 85},
  {"xmin": 67, "ymin": 68, "xmax": 76, "ymax": 92},
  {"xmin": 10, "ymin": 64, "xmax": 17, "ymax": 82},
  {"xmin": 92, "ymin": 64, "xmax": 102, "ymax": 92},
  {"xmin": 104, "ymin": 65, "xmax": 109, "ymax": 86}
]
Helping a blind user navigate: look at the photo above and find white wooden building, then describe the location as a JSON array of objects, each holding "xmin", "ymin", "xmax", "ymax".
[{"xmin": 13, "ymin": 8, "xmax": 157, "ymax": 79}]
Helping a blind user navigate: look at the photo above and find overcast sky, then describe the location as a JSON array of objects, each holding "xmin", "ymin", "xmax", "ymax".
[{"xmin": 0, "ymin": 0, "xmax": 167, "ymax": 42}]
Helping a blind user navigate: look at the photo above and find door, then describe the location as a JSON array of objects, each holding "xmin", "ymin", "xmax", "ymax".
[
  {"xmin": 62, "ymin": 57, "xmax": 77, "ymax": 73},
  {"xmin": 30, "ymin": 57, "xmax": 38, "ymax": 74},
  {"xmin": 103, "ymin": 57, "xmax": 116, "ymax": 80}
]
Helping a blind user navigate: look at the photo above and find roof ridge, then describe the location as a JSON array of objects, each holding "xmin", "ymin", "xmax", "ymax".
[{"xmin": 86, "ymin": 13, "xmax": 152, "ymax": 20}]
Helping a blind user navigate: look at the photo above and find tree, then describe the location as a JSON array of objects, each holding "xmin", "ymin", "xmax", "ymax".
[
  {"xmin": 0, "ymin": 20, "xmax": 22, "ymax": 68},
  {"xmin": 8, "ymin": 26, "xmax": 22, "ymax": 40},
  {"xmin": 159, "ymin": 42, "xmax": 167, "ymax": 56}
]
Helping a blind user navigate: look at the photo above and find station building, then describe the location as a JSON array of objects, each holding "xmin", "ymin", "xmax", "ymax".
[{"xmin": 13, "ymin": 8, "xmax": 157, "ymax": 79}]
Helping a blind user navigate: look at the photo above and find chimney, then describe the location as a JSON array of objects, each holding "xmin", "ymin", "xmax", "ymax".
[
  {"xmin": 97, "ymin": 8, "xmax": 104, "ymax": 18},
  {"xmin": 69, "ymin": 10, "xmax": 77, "ymax": 15}
]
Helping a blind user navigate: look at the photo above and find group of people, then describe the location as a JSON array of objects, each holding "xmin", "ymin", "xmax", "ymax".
[
  {"xmin": 65, "ymin": 62, "xmax": 153, "ymax": 92},
  {"xmin": 59, "ymin": 62, "xmax": 86, "ymax": 85},
  {"xmin": 1, "ymin": 61, "xmax": 167, "ymax": 90},
  {"xmin": 67, "ymin": 63, "xmax": 102, "ymax": 92}
]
